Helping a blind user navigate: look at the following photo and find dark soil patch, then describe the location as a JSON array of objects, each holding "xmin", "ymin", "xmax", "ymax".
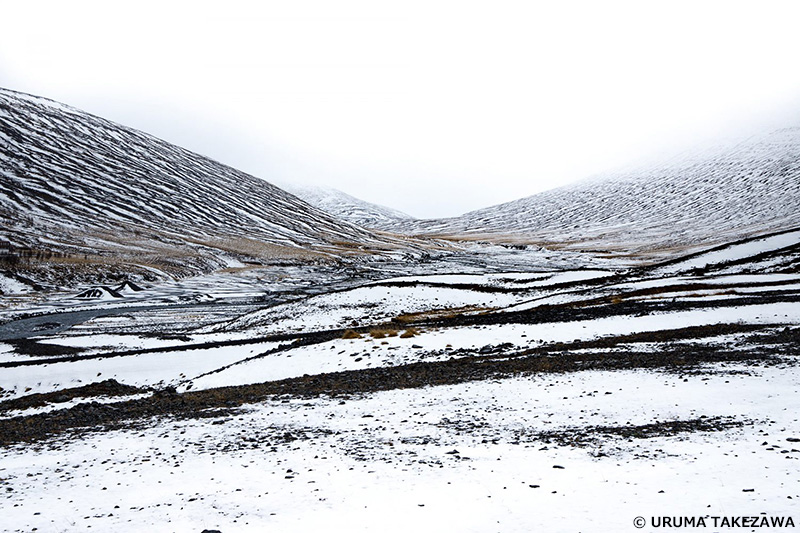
[
  {"xmin": 6, "ymin": 338, "xmax": 84, "ymax": 358},
  {"xmin": 0, "ymin": 379, "xmax": 147, "ymax": 413},
  {"xmin": 530, "ymin": 416, "xmax": 749, "ymax": 448}
]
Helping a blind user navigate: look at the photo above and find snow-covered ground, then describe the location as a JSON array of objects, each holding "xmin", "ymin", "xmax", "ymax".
[
  {"xmin": 186, "ymin": 301, "xmax": 800, "ymax": 393},
  {"xmin": 374, "ymin": 269, "xmax": 613, "ymax": 287},
  {"xmin": 0, "ymin": 274, "xmax": 31, "ymax": 296},
  {"xmin": 0, "ymin": 341, "xmax": 279, "ymax": 398},
  {"xmin": 1, "ymin": 297, "xmax": 795, "ymax": 400},
  {"xmin": 2, "ymin": 231, "xmax": 799, "ymax": 398},
  {"xmin": 654, "ymin": 229, "xmax": 800, "ymax": 276},
  {"xmin": 2, "ymin": 363, "xmax": 798, "ymax": 532},
  {"xmin": 1, "ymin": 230, "xmax": 799, "ymax": 532}
]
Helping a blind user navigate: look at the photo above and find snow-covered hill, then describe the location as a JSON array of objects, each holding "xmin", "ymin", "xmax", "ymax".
[
  {"xmin": 390, "ymin": 129, "xmax": 800, "ymax": 258},
  {"xmin": 279, "ymin": 183, "xmax": 414, "ymax": 230},
  {"xmin": 0, "ymin": 89, "xmax": 414, "ymax": 286}
]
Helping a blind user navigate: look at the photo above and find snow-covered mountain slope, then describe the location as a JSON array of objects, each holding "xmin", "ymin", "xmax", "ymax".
[
  {"xmin": 0, "ymin": 88, "xmax": 415, "ymax": 285},
  {"xmin": 391, "ymin": 128, "xmax": 800, "ymax": 258},
  {"xmin": 279, "ymin": 183, "xmax": 414, "ymax": 229}
]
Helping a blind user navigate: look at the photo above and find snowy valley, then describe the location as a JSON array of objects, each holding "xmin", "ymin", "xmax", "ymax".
[{"xmin": 1, "ymin": 89, "xmax": 799, "ymax": 532}]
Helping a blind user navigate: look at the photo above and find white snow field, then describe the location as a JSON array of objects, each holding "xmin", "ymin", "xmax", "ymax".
[{"xmin": 1, "ymin": 364, "xmax": 798, "ymax": 532}]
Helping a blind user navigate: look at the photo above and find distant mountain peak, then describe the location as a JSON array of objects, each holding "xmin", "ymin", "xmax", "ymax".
[{"xmin": 279, "ymin": 182, "xmax": 414, "ymax": 230}]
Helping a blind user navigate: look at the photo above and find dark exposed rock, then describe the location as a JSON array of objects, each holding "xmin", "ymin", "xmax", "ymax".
[{"xmin": 0, "ymin": 379, "xmax": 146, "ymax": 414}]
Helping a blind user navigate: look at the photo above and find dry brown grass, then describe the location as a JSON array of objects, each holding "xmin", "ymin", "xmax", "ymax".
[
  {"xmin": 392, "ymin": 305, "xmax": 494, "ymax": 325},
  {"xmin": 341, "ymin": 329, "xmax": 363, "ymax": 340},
  {"xmin": 399, "ymin": 327, "xmax": 419, "ymax": 338},
  {"xmin": 369, "ymin": 328, "xmax": 399, "ymax": 339}
]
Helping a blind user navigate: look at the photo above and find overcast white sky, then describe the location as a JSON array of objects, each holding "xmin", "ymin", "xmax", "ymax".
[{"xmin": 2, "ymin": 1, "xmax": 800, "ymax": 218}]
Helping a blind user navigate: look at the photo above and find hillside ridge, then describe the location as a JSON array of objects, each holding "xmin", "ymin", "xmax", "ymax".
[
  {"xmin": 0, "ymin": 88, "xmax": 416, "ymax": 286},
  {"xmin": 386, "ymin": 128, "xmax": 800, "ymax": 258}
]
